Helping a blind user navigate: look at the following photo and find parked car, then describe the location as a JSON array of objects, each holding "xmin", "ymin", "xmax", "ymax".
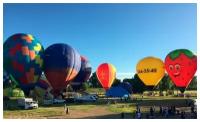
[
  {"xmin": 43, "ymin": 99, "xmax": 53, "ymax": 105},
  {"xmin": 53, "ymin": 99, "xmax": 66, "ymax": 104},
  {"xmin": 74, "ymin": 94, "xmax": 97, "ymax": 102}
]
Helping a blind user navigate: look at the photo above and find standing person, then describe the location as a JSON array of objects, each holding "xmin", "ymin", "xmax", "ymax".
[
  {"xmin": 136, "ymin": 111, "xmax": 142, "ymax": 119},
  {"xmin": 159, "ymin": 106, "xmax": 163, "ymax": 115},
  {"xmin": 136, "ymin": 104, "xmax": 140, "ymax": 113},
  {"xmin": 150, "ymin": 107, "xmax": 154, "ymax": 116},
  {"xmin": 172, "ymin": 106, "xmax": 176, "ymax": 115},
  {"xmin": 191, "ymin": 106, "xmax": 195, "ymax": 114},
  {"xmin": 164, "ymin": 107, "xmax": 169, "ymax": 118},
  {"xmin": 121, "ymin": 112, "xmax": 125, "ymax": 119},
  {"xmin": 64, "ymin": 104, "xmax": 69, "ymax": 114},
  {"xmin": 181, "ymin": 111, "xmax": 185, "ymax": 119}
]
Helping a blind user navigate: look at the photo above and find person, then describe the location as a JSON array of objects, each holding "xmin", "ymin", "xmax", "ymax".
[
  {"xmin": 150, "ymin": 107, "xmax": 154, "ymax": 116},
  {"xmin": 172, "ymin": 106, "xmax": 176, "ymax": 115},
  {"xmin": 135, "ymin": 111, "xmax": 141, "ymax": 119},
  {"xmin": 136, "ymin": 104, "xmax": 140, "ymax": 113},
  {"xmin": 168, "ymin": 106, "xmax": 172, "ymax": 115},
  {"xmin": 181, "ymin": 111, "xmax": 185, "ymax": 119},
  {"xmin": 164, "ymin": 107, "xmax": 169, "ymax": 118},
  {"xmin": 64, "ymin": 104, "xmax": 69, "ymax": 114},
  {"xmin": 121, "ymin": 112, "xmax": 125, "ymax": 119},
  {"xmin": 176, "ymin": 110, "xmax": 180, "ymax": 115},
  {"xmin": 159, "ymin": 106, "xmax": 163, "ymax": 115},
  {"xmin": 191, "ymin": 106, "xmax": 195, "ymax": 114}
]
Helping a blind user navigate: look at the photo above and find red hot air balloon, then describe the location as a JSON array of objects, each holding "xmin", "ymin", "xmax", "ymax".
[
  {"xmin": 96, "ymin": 63, "xmax": 116, "ymax": 90},
  {"xmin": 165, "ymin": 49, "xmax": 197, "ymax": 93},
  {"xmin": 44, "ymin": 43, "xmax": 81, "ymax": 96}
]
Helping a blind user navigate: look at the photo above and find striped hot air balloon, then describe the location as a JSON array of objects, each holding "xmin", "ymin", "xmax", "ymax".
[
  {"xmin": 44, "ymin": 43, "xmax": 81, "ymax": 96},
  {"xmin": 70, "ymin": 56, "xmax": 92, "ymax": 91},
  {"xmin": 96, "ymin": 63, "xmax": 116, "ymax": 90}
]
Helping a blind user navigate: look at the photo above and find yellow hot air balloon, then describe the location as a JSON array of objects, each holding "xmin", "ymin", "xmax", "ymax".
[{"xmin": 136, "ymin": 56, "xmax": 165, "ymax": 86}]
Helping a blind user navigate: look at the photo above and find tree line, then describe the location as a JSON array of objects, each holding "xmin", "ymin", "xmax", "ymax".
[{"xmin": 86, "ymin": 72, "xmax": 197, "ymax": 93}]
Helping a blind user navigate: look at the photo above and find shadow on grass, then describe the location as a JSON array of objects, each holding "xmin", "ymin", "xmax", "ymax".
[{"xmin": 80, "ymin": 112, "xmax": 197, "ymax": 119}]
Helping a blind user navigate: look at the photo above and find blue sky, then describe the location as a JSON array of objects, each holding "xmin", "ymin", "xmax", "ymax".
[{"xmin": 3, "ymin": 3, "xmax": 197, "ymax": 80}]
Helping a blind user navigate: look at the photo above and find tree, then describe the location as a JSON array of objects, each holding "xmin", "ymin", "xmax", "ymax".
[
  {"xmin": 157, "ymin": 73, "xmax": 171, "ymax": 91},
  {"xmin": 187, "ymin": 76, "xmax": 197, "ymax": 90},
  {"xmin": 81, "ymin": 82, "xmax": 90, "ymax": 91},
  {"xmin": 112, "ymin": 78, "xmax": 121, "ymax": 86},
  {"xmin": 88, "ymin": 72, "xmax": 101, "ymax": 88},
  {"xmin": 130, "ymin": 74, "xmax": 146, "ymax": 93}
]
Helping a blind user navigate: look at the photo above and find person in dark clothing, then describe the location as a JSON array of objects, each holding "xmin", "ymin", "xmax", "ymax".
[
  {"xmin": 172, "ymin": 106, "xmax": 176, "ymax": 115},
  {"xmin": 181, "ymin": 111, "xmax": 185, "ymax": 119},
  {"xmin": 191, "ymin": 106, "xmax": 195, "ymax": 114},
  {"xmin": 159, "ymin": 106, "xmax": 163, "ymax": 115},
  {"xmin": 121, "ymin": 112, "xmax": 125, "ymax": 118},
  {"xmin": 64, "ymin": 104, "xmax": 69, "ymax": 114},
  {"xmin": 150, "ymin": 107, "xmax": 154, "ymax": 116}
]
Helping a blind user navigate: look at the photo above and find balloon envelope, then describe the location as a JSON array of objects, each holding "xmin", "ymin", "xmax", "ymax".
[
  {"xmin": 96, "ymin": 63, "xmax": 116, "ymax": 90},
  {"xmin": 3, "ymin": 33, "xmax": 44, "ymax": 95},
  {"xmin": 136, "ymin": 57, "xmax": 165, "ymax": 87},
  {"xmin": 118, "ymin": 82, "xmax": 132, "ymax": 94},
  {"xmin": 165, "ymin": 49, "xmax": 197, "ymax": 93},
  {"xmin": 36, "ymin": 73, "xmax": 52, "ymax": 91},
  {"xmin": 44, "ymin": 43, "xmax": 81, "ymax": 96},
  {"xmin": 70, "ymin": 56, "xmax": 92, "ymax": 91}
]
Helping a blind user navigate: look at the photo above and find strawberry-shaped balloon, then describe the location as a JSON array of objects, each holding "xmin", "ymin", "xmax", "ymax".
[{"xmin": 165, "ymin": 49, "xmax": 197, "ymax": 93}]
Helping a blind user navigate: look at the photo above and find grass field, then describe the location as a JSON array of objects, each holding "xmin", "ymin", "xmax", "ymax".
[{"xmin": 3, "ymin": 90, "xmax": 197, "ymax": 119}]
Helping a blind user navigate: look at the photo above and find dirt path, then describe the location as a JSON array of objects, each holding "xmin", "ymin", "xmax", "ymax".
[{"xmin": 46, "ymin": 106, "xmax": 119, "ymax": 119}]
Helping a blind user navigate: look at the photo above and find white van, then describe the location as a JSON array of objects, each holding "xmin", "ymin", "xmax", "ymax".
[{"xmin": 18, "ymin": 98, "xmax": 38, "ymax": 109}]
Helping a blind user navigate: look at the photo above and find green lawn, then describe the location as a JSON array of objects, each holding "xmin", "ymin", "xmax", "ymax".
[{"xmin": 3, "ymin": 90, "xmax": 197, "ymax": 119}]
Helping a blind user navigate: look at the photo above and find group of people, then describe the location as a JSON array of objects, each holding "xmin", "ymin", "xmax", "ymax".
[{"xmin": 133, "ymin": 104, "xmax": 197, "ymax": 119}]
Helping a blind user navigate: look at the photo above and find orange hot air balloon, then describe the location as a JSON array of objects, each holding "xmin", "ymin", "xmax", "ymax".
[{"xmin": 96, "ymin": 63, "xmax": 116, "ymax": 90}]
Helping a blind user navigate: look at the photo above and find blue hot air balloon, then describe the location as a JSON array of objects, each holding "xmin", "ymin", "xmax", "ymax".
[{"xmin": 44, "ymin": 43, "xmax": 81, "ymax": 96}]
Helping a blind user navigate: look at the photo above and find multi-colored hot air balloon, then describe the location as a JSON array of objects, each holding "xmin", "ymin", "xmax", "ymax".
[
  {"xmin": 44, "ymin": 43, "xmax": 81, "ymax": 96},
  {"xmin": 136, "ymin": 57, "xmax": 165, "ymax": 89},
  {"xmin": 3, "ymin": 33, "xmax": 44, "ymax": 95},
  {"xmin": 165, "ymin": 49, "xmax": 197, "ymax": 93},
  {"xmin": 96, "ymin": 63, "xmax": 116, "ymax": 90},
  {"xmin": 70, "ymin": 56, "xmax": 92, "ymax": 91}
]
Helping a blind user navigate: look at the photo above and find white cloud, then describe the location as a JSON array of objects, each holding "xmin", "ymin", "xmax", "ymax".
[{"xmin": 116, "ymin": 72, "xmax": 134, "ymax": 80}]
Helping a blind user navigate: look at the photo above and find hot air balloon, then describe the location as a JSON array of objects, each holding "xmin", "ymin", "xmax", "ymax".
[
  {"xmin": 3, "ymin": 33, "xmax": 44, "ymax": 95},
  {"xmin": 36, "ymin": 73, "xmax": 52, "ymax": 91},
  {"xmin": 70, "ymin": 56, "xmax": 92, "ymax": 91},
  {"xmin": 44, "ymin": 43, "xmax": 81, "ymax": 96},
  {"xmin": 165, "ymin": 49, "xmax": 197, "ymax": 93},
  {"xmin": 96, "ymin": 63, "xmax": 116, "ymax": 90},
  {"xmin": 118, "ymin": 82, "xmax": 133, "ymax": 94},
  {"xmin": 136, "ymin": 57, "xmax": 165, "ymax": 89}
]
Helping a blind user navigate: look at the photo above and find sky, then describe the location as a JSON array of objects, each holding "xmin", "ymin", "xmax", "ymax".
[{"xmin": 3, "ymin": 3, "xmax": 197, "ymax": 80}]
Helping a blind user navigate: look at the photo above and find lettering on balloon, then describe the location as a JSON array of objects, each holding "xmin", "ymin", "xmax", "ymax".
[{"xmin": 137, "ymin": 68, "xmax": 157, "ymax": 74}]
